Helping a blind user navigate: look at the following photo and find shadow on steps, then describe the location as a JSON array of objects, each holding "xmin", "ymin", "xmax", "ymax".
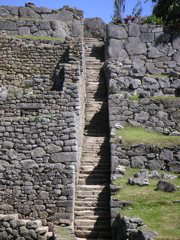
[{"xmin": 75, "ymin": 187, "xmax": 111, "ymax": 239}]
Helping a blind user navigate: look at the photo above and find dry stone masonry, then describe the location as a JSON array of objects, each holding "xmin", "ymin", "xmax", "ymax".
[
  {"xmin": 0, "ymin": 2, "xmax": 180, "ymax": 239},
  {"xmin": 0, "ymin": 32, "xmax": 86, "ymax": 237},
  {"xmin": 105, "ymin": 23, "xmax": 180, "ymax": 240},
  {"xmin": 0, "ymin": 4, "xmax": 83, "ymax": 38}
]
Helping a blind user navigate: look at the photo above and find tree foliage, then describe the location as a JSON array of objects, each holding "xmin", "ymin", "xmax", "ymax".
[{"xmin": 152, "ymin": 0, "xmax": 180, "ymax": 24}]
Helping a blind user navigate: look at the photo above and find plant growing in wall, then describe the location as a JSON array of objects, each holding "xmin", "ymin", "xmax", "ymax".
[{"xmin": 113, "ymin": 0, "xmax": 125, "ymax": 23}]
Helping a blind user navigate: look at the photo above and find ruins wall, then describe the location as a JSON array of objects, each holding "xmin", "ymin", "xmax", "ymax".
[
  {"xmin": 0, "ymin": 36, "xmax": 86, "ymax": 226},
  {"xmin": 105, "ymin": 24, "xmax": 180, "ymax": 240},
  {"xmin": 0, "ymin": 4, "xmax": 83, "ymax": 38}
]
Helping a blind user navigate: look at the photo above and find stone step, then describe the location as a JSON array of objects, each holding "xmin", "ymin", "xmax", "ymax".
[
  {"xmin": 75, "ymin": 229, "xmax": 111, "ymax": 238},
  {"xmin": 82, "ymin": 148, "xmax": 109, "ymax": 153},
  {"xmin": 80, "ymin": 162, "xmax": 110, "ymax": 168},
  {"xmin": 85, "ymin": 102, "xmax": 107, "ymax": 109},
  {"xmin": 76, "ymin": 185, "xmax": 109, "ymax": 191},
  {"xmin": 75, "ymin": 196, "xmax": 110, "ymax": 203},
  {"xmin": 75, "ymin": 213, "xmax": 110, "ymax": 221},
  {"xmin": 75, "ymin": 200, "xmax": 109, "ymax": 208},
  {"xmin": 76, "ymin": 238, "xmax": 107, "ymax": 240},
  {"xmin": 78, "ymin": 172, "xmax": 109, "ymax": 178},
  {"xmin": 78, "ymin": 178, "xmax": 110, "ymax": 185},
  {"xmin": 84, "ymin": 132, "xmax": 108, "ymax": 137},
  {"xmin": 76, "ymin": 190, "xmax": 109, "ymax": 198},
  {"xmin": 80, "ymin": 165, "xmax": 110, "ymax": 172},
  {"xmin": 75, "ymin": 219, "xmax": 110, "ymax": 228}
]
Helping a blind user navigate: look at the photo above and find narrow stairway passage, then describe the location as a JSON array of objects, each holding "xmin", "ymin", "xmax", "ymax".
[{"xmin": 74, "ymin": 38, "xmax": 111, "ymax": 240}]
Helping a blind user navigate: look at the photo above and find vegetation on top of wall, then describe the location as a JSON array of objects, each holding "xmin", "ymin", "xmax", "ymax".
[
  {"xmin": 141, "ymin": 14, "xmax": 163, "ymax": 25},
  {"xmin": 15, "ymin": 35, "xmax": 64, "ymax": 41},
  {"xmin": 114, "ymin": 168, "xmax": 180, "ymax": 238},
  {"xmin": 151, "ymin": 95, "xmax": 180, "ymax": 102},
  {"xmin": 116, "ymin": 126, "xmax": 180, "ymax": 147}
]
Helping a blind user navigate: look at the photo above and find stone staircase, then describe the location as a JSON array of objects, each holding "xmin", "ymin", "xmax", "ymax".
[{"xmin": 74, "ymin": 38, "xmax": 111, "ymax": 240}]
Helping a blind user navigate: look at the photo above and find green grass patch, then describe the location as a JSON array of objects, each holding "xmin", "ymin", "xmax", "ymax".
[
  {"xmin": 15, "ymin": 35, "xmax": 64, "ymax": 41},
  {"xmin": 114, "ymin": 168, "xmax": 180, "ymax": 238},
  {"xmin": 131, "ymin": 94, "xmax": 140, "ymax": 101},
  {"xmin": 151, "ymin": 95, "xmax": 180, "ymax": 102},
  {"xmin": 116, "ymin": 126, "xmax": 180, "ymax": 147},
  {"xmin": 55, "ymin": 226, "xmax": 73, "ymax": 240}
]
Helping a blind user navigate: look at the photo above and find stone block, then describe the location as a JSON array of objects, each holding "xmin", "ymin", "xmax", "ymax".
[
  {"xmin": 140, "ymin": 24, "xmax": 151, "ymax": 33},
  {"xmin": 148, "ymin": 46, "xmax": 164, "ymax": 58},
  {"xmin": 38, "ymin": 21, "xmax": 51, "ymax": 30},
  {"xmin": 135, "ymin": 111, "xmax": 149, "ymax": 123},
  {"xmin": 129, "ymin": 24, "xmax": 140, "ymax": 37},
  {"xmin": 172, "ymin": 33, "xmax": 180, "ymax": 50},
  {"xmin": 17, "ymin": 103, "xmax": 44, "ymax": 109},
  {"xmin": 31, "ymin": 147, "xmax": 45, "ymax": 158},
  {"xmin": 140, "ymin": 32, "xmax": 154, "ymax": 42},
  {"xmin": 158, "ymin": 77, "xmax": 170, "ymax": 88},
  {"xmin": 46, "ymin": 144, "xmax": 62, "ymax": 153},
  {"xmin": 50, "ymin": 152, "xmax": 76, "ymax": 163},
  {"xmin": 33, "ymin": 30, "xmax": 48, "ymax": 36},
  {"xmin": 3, "ymin": 20, "xmax": 17, "ymax": 31},
  {"xmin": 173, "ymin": 51, "xmax": 180, "ymax": 65},
  {"xmin": 107, "ymin": 38, "xmax": 128, "ymax": 60},
  {"xmin": 160, "ymin": 149, "xmax": 173, "ymax": 161},
  {"xmin": 72, "ymin": 19, "xmax": 83, "ymax": 36},
  {"xmin": 148, "ymin": 160, "xmax": 164, "ymax": 170},
  {"xmin": 125, "ymin": 37, "xmax": 147, "ymax": 55},
  {"xmin": 107, "ymin": 24, "xmax": 128, "ymax": 39},
  {"xmin": 155, "ymin": 32, "xmax": 171, "ymax": 43},
  {"xmin": 19, "ymin": 27, "xmax": 31, "ymax": 36},
  {"xmin": 0, "ymin": 7, "xmax": 11, "ymax": 18},
  {"xmin": 21, "ymin": 160, "xmax": 38, "ymax": 169},
  {"xmin": 130, "ymin": 156, "xmax": 146, "ymax": 168},
  {"xmin": 2, "ymin": 141, "xmax": 14, "ymax": 149}
]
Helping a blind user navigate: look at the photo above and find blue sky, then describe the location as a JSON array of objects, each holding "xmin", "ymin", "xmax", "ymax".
[{"xmin": 0, "ymin": 0, "xmax": 154, "ymax": 23}]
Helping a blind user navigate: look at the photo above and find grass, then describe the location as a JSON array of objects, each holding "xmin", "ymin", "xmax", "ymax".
[
  {"xmin": 144, "ymin": 73, "xmax": 180, "ymax": 78},
  {"xmin": 15, "ymin": 35, "xmax": 64, "ymax": 41},
  {"xmin": 55, "ymin": 226, "xmax": 73, "ymax": 240},
  {"xmin": 116, "ymin": 126, "xmax": 180, "ymax": 147},
  {"xmin": 131, "ymin": 94, "xmax": 140, "ymax": 101},
  {"xmin": 114, "ymin": 168, "xmax": 180, "ymax": 238},
  {"xmin": 151, "ymin": 95, "xmax": 180, "ymax": 102}
]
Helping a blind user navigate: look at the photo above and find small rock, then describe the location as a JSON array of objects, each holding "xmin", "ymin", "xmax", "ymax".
[
  {"xmin": 128, "ymin": 169, "xmax": 149, "ymax": 186},
  {"xmin": 157, "ymin": 180, "xmax": 177, "ymax": 192},
  {"xmin": 149, "ymin": 170, "xmax": 161, "ymax": 179},
  {"xmin": 161, "ymin": 173, "xmax": 177, "ymax": 180},
  {"xmin": 170, "ymin": 131, "xmax": 180, "ymax": 136}
]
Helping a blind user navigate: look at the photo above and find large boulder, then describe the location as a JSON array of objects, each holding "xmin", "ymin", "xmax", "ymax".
[{"xmin": 84, "ymin": 17, "xmax": 106, "ymax": 39}]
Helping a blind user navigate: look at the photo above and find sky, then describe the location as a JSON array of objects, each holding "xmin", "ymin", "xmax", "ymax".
[{"xmin": 0, "ymin": 0, "xmax": 154, "ymax": 23}]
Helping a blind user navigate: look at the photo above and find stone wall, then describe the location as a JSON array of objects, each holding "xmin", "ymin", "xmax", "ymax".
[
  {"xmin": 106, "ymin": 24, "xmax": 180, "ymax": 97},
  {"xmin": 0, "ymin": 214, "xmax": 53, "ymax": 239},
  {"xmin": 111, "ymin": 143, "xmax": 180, "ymax": 180},
  {"xmin": 0, "ymin": 35, "xmax": 71, "ymax": 93},
  {"xmin": 0, "ymin": 4, "xmax": 83, "ymax": 37},
  {"xmin": 105, "ymin": 59, "xmax": 180, "ymax": 97},
  {"xmin": 109, "ymin": 94, "xmax": 180, "ymax": 134},
  {"xmin": 0, "ymin": 36, "xmax": 86, "ymax": 226},
  {"xmin": 106, "ymin": 24, "xmax": 180, "ymax": 240}
]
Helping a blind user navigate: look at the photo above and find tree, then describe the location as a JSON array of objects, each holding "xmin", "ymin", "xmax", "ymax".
[
  {"xmin": 113, "ymin": 0, "xmax": 126, "ymax": 22},
  {"xmin": 152, "ymin": 0, "xmax": 180, "ymax": 24}
]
